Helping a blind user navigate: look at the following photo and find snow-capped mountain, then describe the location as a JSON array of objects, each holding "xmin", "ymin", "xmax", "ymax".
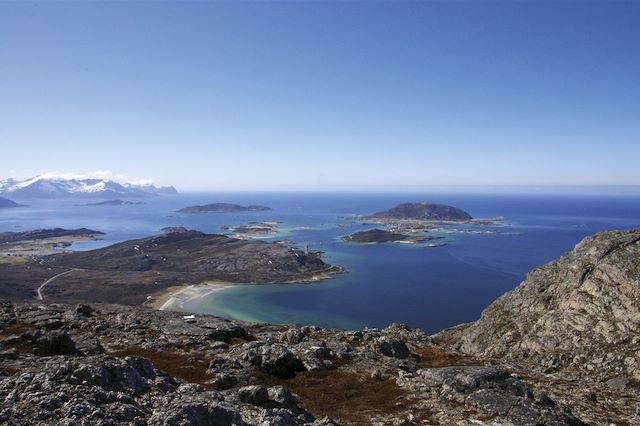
[{"xmin": 0, "ymin": 176, "xmax": 178, "ymax": 199}]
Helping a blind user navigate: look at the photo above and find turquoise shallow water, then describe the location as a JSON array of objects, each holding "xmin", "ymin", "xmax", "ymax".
[{"xmin": 2, "ymin": 192, "xmax": 640, "ymax": 332}]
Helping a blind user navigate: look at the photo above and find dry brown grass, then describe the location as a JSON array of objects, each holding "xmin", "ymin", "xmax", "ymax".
[
  {"xmin": 0, "ymin": 322, "xmax": 33, "ymax": 336},
  {"xmin": 0, "ymin": 322, "xmax": 35, "ymax": 355},
  {"xmin": 256, "ymin": 368, "xmax": 409, "ymax": 425},
  {"xmin": 110, "ymin": 347, "xmax": 213, "ymax": 389},
  {"xmin": 228, "ymin": 336, "xmax": 250, "ymax": 345},
  {"xmin": 415, "ymin": 345, "xmax": 471, "ymax": 367}
]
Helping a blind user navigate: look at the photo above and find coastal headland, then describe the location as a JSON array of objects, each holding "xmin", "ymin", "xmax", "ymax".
[{"xmin": 0, "ymin": 228, "xmax": 342, "ymax": 305}]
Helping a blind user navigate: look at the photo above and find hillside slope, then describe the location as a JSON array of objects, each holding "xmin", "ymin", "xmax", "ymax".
[{"xmin": 449, "ymin": 229, "xmax": 640, "ymax": 382}]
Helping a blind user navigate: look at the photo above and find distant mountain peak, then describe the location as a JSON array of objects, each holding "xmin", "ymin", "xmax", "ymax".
[{"xmin": 0, "ymin": 175, "xmax": 178, "ymax": 199}]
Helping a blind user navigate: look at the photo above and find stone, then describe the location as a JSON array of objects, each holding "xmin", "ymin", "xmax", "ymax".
[
  {"xmin": 606, "ymin": 376, "xmax": 629, "ymax": 390},
  {"xmin": 238, "ymin": 385, "xmax": 269, "ymax": 405},
  {"xmin": 34, "ymin": 330, "xmax": 81, "ymax": 356},
  {"xmin": 372, "ymin": 336, "xmax": 411, "ymax": 359}
]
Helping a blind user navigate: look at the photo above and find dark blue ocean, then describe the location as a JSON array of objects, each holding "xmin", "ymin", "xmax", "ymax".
[{"xmin": 2, "ymin": 191, "xmax": 640, "ymax": 333}]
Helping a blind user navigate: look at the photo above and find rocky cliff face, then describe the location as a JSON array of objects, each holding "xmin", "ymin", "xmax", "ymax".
[{"xmin": 450, "ymin": 229, "xmax": 640, "ymax": 383}]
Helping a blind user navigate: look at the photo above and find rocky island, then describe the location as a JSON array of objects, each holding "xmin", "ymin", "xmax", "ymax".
[
  {"xmin": 223, "ymin": 222, "xmax": 280, "ymax": 238},
  {"xmin": 350, "ymin": 202, "xmax": 481, "ymax": 235},
  {"xmin": 83, "ymin": 199, "xmax": 145, "ymax": 206},
  {"xmin": 178, "ymin": 203, "xmax": 272, "ymax": 214},
  {"xmin": 368, "ymin": 202, "xmax": 473, "ymax": 222},
  {"xmin": 343, "ymin": 228, "xmax": 440, "ymax": 244},
  {"xmin": 0, "ymin": 229, "xmax": 341, "ymax": 305}
]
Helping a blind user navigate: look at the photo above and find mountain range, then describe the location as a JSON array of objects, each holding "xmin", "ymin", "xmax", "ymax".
[{"xmin": 0, "ymin": 176, "xmax": 177, "ymax": 199}]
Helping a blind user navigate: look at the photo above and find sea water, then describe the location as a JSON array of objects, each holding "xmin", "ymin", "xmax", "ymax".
[{"xmin": 2, "ymin": 191, "xmax": 639, "ymax": 333}]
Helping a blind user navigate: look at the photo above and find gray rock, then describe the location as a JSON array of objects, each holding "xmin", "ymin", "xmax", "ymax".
[
  {"xmin": 237, "ymin": 385, "xmax": 269, "ymax": 405},
  {"xmin": 0, "ymin": 348, "xmax": 18, "ymax": 360},
  {"xmin": 324, "ymin": 341, "xmax": 355, "ymax": 361},
  {"xmin": 371, "ymin": 336, "xmax": 410, "ymax": 359},
  {"xmin": 34, "ymin": 330, "xmax": 81, "ymax": 356},
  {"xmin": 18, "ymin": 307, "xmax": 63, "ymax": 329},
  {"xmin": 466, "ymin": 388, "xmax": 519, "ymax": 415},
  {"xmin": 606, "ymin": 376, "xmax": 630, "ymax": 390},
  {"xmin": 0, "ymin": 334, "xmax": 24, "ymax": 345},
  {"xmin": 244, "ymin": 344, "xmax": 304, "ymax": 378},
  {"xmin": 148, "ymin": 399, "xmax": 247, "ymax": 426},
  {"xmin": 267, "ymin": 386, "xmax": 300, "ymax": 412},
  {"xmin": 75, "ymin": 304, "xmax": 94, "ymax": 316}
]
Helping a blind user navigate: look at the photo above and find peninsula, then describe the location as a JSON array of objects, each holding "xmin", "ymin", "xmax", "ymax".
[
  {"xmin": 0, "ymin": 229, "xmax": 341, "ymax": 304},
  {"xmin": 0, "ymin": 228, "xmax": 104, "ymax": 265},
  {"xmin": 178, "ymin": 203, "xmax": 272, "ymax": 214}
]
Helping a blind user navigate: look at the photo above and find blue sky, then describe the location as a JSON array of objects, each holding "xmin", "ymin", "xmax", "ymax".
[{"xmin": 1, "ymin": 1, "xmax": 639, "ymax": 191}]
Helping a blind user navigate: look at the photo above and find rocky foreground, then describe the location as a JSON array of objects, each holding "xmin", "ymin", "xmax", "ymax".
[
  {"xmin": 0, "ymin": 229, "xmax": 639, "ymax": 425},
  {"xmin": 1, "ymin": 302, "xmax": 586, "ymax": 426}
]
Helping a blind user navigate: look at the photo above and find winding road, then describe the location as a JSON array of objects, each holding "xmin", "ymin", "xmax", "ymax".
[{"xmin": 37, "ymin": 269, "xmax": 79, "ymax": 300}]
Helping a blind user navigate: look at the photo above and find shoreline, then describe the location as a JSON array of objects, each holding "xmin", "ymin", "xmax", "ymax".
[
  {"xmin": 146, "ymin": 270, "xmax": 342, "ymax": 312},
  {"xmin": 148, "ymin": 281, "xmax": 236, "ymax": 311}
]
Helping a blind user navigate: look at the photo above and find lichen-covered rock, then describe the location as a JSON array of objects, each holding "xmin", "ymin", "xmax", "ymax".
[
  {"xmin": 370, "ymin": 336, "xmax": 411, "ymax": 359},
  {"xmin": 241, "ymin": 344, "xmax": 304, "ymax": 378},
  {"xmin": 405, "ymin": 366, "xmax": 585, "ymax": 426},
  {"xmin": 451, "ymin": 229, "xmax": 640, "ymax": 381},
  {"xmin": 33, "ymin": 330, "xmax": 81, "ymax": 356},
  {"xmin": 147, "ymin": 397, "xmax": 247, "ymax": 426}
]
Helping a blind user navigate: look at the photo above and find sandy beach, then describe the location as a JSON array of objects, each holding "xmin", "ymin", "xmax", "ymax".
[
  {"xmin": 149, "ymin": 282, "xmax": 236, "ymax": 311},
  {"xmin": 146, "ymin": 271, "xmax": 338, "ymax": 311}
]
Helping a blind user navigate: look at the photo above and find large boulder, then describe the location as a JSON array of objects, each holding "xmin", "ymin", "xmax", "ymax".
[
  {"xmin": 416, "ymin": 366, "xmax": 584, "ymax": 426},
  {"xmin": 241, "ymin": 344, "xmax": 304, "ymax": 378}
]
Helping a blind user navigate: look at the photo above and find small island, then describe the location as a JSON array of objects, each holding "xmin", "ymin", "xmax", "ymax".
[
  {"xmin": 343, "ymin": 228, "xmax": 441, "ymax": 244},
  {"xmin": 222, "ymin": 221, "xmax": 280, "ymax": 237},
  {"xmin": 83, "ymin": 199, "xmax": 145, "ymax": 206},
  {"xmin": 177, "ymin": 203, "xmax": 272, "ymax": 214},
  {"xmin": 0, "ymin": 196, "xmax": 27, "ymax": 208},
  {"xmin": 368, "ymin": 202, "xmax": 472, "ymax": 222},
  {"xmin": 342, "ymin": 202, "xmax": 500, "ymax": 245}
]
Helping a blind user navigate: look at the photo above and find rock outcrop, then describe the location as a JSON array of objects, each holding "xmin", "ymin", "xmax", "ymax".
[
  {"xmin": 449, "ymin": 229, "xmax": 640, "ymax": 383},
  {"xmin": 0, "ymin": 302, "xmax": 592, "ymax": 425}
]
